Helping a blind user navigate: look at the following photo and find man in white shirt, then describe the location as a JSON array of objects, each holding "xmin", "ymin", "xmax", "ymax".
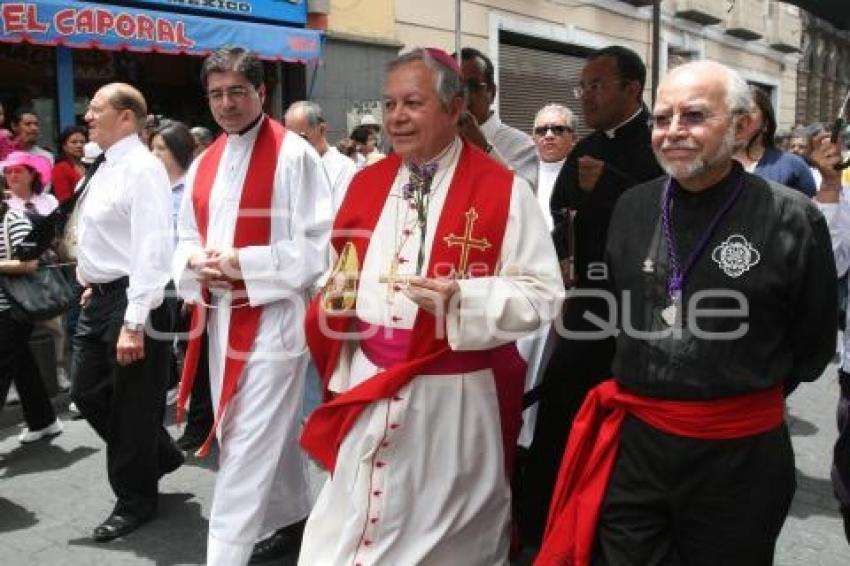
[
  {"xmin": 514, "ymin": 103, "xmax": 578, "ymax": 452},
  {"xmin": 172, "ymin": 47, "xmax": 333, "ymax": 566},
  {"xmin": 70, "ymin": 83, "xmax": 182, "ymax": 542},
  {"xmin": 285, "ymin": 100, "xmax": 356, "ymax": 212},
  {"xmin": 457, "ymin": 47, "xmax": 538, "ymax": 187}
]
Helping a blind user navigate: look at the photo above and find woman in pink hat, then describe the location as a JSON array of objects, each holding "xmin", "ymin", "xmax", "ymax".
[
  {"xmin": 0, "ymin": 151, "xmax": 63, "ymax": 443},
  {"xmin": 1, "ymin": 151, "xmax": 58, "ymax": 216}
]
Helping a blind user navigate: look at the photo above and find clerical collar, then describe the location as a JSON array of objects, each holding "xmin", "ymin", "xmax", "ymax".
[
  {"xmin": 604, "ymin": 106, "xmax": 643, "ymax": 139},
  {"xmin": 230, "ymin": 113, "xmax": 264, "ymax": 138}
]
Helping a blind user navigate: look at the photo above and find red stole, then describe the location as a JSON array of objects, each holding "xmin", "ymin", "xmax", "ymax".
[
  {"xmin": 299, "ymin": 141, "xmax": 522, "ymax": 473},
  {"xmin": 534, "ymin": 380, "xmax": 784, "ymax": 566},
  {"xmin": 176, "ymin": 116, "xmax": 286, "ymax": 457}
]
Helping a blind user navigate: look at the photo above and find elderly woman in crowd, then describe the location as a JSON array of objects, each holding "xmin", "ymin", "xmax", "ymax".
[{"xmin": 0, "ymin": 151, "xmax": 63, "ymax": 443}]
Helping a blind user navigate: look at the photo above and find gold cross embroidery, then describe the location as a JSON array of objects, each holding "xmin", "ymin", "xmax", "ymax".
[{"xmin": 443, "ymin": 207, "xmax": 491, "ymax": 278}]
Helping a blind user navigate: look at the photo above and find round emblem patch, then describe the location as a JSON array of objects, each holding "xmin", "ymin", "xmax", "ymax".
[{"xmin": 711, "ymin": 235, "xmax": 760, "ymax": 278}]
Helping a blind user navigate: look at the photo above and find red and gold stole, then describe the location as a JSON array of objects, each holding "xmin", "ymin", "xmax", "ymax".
[{"xmin": 301, "ymin": 141, "xmax": 527, "ymax": 473}]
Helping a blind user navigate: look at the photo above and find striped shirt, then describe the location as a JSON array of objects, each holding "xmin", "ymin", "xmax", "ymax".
[{"xmin": 0, "ymin": 209, "xmax": 33, "ymax": 311}]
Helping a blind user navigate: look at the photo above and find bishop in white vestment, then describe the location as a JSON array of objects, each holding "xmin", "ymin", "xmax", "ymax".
[{"xmin": 299, "ymin": 48, "xmax": 562, "ymax": 566}]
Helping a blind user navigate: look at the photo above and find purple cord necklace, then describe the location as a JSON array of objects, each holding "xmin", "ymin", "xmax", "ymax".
[{"xmin": 659, "ymin": 170, "xmax": 744, "ymax": 326}]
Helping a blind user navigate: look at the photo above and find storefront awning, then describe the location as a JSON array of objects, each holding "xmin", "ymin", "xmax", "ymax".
[{"xmin": 0, "ymin": 0, "xmax": 323, "ymax": 63}]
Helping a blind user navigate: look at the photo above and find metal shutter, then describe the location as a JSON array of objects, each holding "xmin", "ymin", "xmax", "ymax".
[{"xmin": 498, "ymin": 42, "xmax": 590, "ymax": 138}]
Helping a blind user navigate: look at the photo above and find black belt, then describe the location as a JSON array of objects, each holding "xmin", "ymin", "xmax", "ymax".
[{"xmin": 89, "ymin": 276, "xmax": 129, "ymax": 296}]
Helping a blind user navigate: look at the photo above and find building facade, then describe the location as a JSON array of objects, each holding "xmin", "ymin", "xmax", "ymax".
[
  {"xmin": 393, "ymin": 0, "xmax": 803, "ymax": 136},
  {"xmin": 797, "ymin": 10, "xmax": 850, "ymax": 127}
]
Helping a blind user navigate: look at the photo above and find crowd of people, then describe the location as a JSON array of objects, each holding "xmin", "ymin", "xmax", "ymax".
[{"xmin": 0, "ymin": 40, "xmax": 849, "ymax": 566}]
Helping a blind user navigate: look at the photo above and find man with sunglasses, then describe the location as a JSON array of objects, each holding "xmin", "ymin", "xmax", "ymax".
[
  {"xmin": 532, "ymin": 104, "xmax": 577, "ymax": 232},
  {"xmin": 520, "ymin": 45, "xmax": 663, "ymax": 548},
  {"xmin": 516, "ymin": 104, "xmax": 577, "ymax": 447},
  {"xmin": 539, "ymin": 60, "xmax": 837, "ymax": 566},
  {"xmin": 172, "ymin": 47, "xmax": 333, "ymax": 565},
  {"xmin": 457, "ymin": 47, "xmax": 538, "ymax": 187}
]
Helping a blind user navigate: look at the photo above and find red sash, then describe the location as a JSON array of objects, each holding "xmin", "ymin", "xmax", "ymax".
[
  {"xmin": 535, "ymin": 379, "xmax": 785, "ymax": 566},
  {"xmin": 176, "ymin": 116, "xmax": 286, "ymax": 457},
  {"xmin": 299, "ymin": 142, "xmax": 522, "ymax": 473}
]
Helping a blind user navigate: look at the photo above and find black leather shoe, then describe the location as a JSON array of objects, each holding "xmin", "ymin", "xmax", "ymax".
[
  {"xmin": 841, "ymin": 505, "xmax": 850, "ymax": 544},
  {"xmin": 92, "ymin": 512, "xmax": 150, "ymax": 542},
  {"xmin": 249, "ymin": 519, "xmax": 307, "ymax": 564},
  {"xmin": 159, "ymin": 448, "xmax": 185, "ymax": 479}
]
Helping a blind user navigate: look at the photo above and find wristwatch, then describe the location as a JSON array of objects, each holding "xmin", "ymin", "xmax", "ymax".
[{"xmin": 123, "ymin": 321, "xmax": 145, "ymax": 332}]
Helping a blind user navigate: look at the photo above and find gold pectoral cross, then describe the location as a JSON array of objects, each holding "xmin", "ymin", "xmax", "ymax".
[
  {"xmin": 378, "ymin": 256, "xmax": 410, "ymax": 303},
  {"xmin": 443, "ymin": 207, "xmax": 491, "ymax": 278}
]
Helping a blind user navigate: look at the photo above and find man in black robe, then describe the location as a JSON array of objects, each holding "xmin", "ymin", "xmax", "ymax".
[
  {"xmin": 538, "ymin": 60, "xmax": 837, "ymax": 566},
  {"xmin": 520, "ymin": 45, "xmax": 663, "ymax": 545}
]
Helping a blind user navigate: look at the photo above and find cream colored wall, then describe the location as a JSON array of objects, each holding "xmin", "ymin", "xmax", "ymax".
[
  {"xmin": 395, "ymin": 0, "xmax": 651, "ymax": 54},
  {"xmin": 391, "ymin": 0, "xmax": 799, "ymax": 128},
  {"xmin": 329, "ymin": 0, "xmax": 396, "ymax": 40}
]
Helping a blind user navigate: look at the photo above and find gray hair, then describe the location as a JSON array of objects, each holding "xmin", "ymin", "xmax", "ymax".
[
  {"xmin": 724, "ymin": 68, "xmax": 752, "ymax": 116},
  {"xmin": 285, "ymin": 100, "xmax": 324, "ymax": 127},
  {"xmin": 190, "ymin": 126, "xmax": 213, "ymax": 146},
  {"xmin": 386, "ymin": 48, "xmax": 465, "ymax": 110},
  {"xmin": 534, "ymin": 103, "xmax": 576, "ymax": 131}
]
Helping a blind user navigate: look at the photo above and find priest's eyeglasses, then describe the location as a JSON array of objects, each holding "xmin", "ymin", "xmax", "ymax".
[
  {"xmin": 206, "ymin": 86, "xmax": 252, "ymax": 103},
  {"xmin": 649, "ymin": 110, "xmax": 718, "ymax": 131},
  {"xmin": 572, "ymin": 79, "xmax": 626, "ymax": 98},
  {"xmin": 533, "ymin": 124, "xmax": 572, "ymax": 137},
  {"xmin": 464, "ymin": 80, "xmax": 490, "ymax": 93}
]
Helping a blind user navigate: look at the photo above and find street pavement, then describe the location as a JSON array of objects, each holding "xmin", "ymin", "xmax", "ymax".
[{"xmin": 1, "ymin": 367, "xmax": 850, "ymax": 565}]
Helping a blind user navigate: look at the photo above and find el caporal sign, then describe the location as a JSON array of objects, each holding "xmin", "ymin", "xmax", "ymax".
[{"xmin": 0, "ymin": 0, "xmax": 322, "ymax": 61}]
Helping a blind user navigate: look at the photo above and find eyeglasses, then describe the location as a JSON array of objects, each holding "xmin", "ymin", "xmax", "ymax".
[
  {"xmin": 464, "ymin": 80, "xmax": 490, "ymax": 93},
  {"xmin": 649, "ymin": 109, "xmax": 720, "ymax": 131},
  {"xmin": 572, "ymin": 79, "xmax": 626, "ymax": 98},
  {"xmin": 206, "ymin": 85, "xmax": 253, "ymax": 103},
  {"xmin": 534, "ymin": 124, "xmax": 572, "ymax": 137}
]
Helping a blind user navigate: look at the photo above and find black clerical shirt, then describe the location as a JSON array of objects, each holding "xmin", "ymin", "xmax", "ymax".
[
  {"xmin": 550, "ymin": 106, "xmax": 663, "ymax": 289},
  {"xmin": 606, "ymin": 162, "xmax": 837, "ymax": 400}
]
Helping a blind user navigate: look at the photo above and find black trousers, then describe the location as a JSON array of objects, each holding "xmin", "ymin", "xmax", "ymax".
[
  {"xmin": 592, "ymin": 416, "xmax": 795, "ymax": 566},
  {"xmin": 833, "ymin": 370, "xmax": 850, "ymax": 509},
  {"xmin": 70, "ymin": 286, "xmax": 182, "ymax": 517},
  {"xmin": 183, "ymin": 332, "xmax": 213, "ymax": 442},
  {"xmin": 0, "ymin": 310, "xmax": 56, "ymax": 431}
]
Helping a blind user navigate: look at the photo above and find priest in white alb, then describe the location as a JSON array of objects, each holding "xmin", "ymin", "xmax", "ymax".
[
  {"xmin": 171, "ymin": 47, "xmax": 333, "ymax": 566},
  {"xmin": 298, "ymin": 47, "xmax": 563, "ymax": 565}
]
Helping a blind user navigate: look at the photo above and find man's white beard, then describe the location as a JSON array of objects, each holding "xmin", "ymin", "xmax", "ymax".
[{"xmin": 657, "ymin": 125, "xmax": 736, "ymax": 181}]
